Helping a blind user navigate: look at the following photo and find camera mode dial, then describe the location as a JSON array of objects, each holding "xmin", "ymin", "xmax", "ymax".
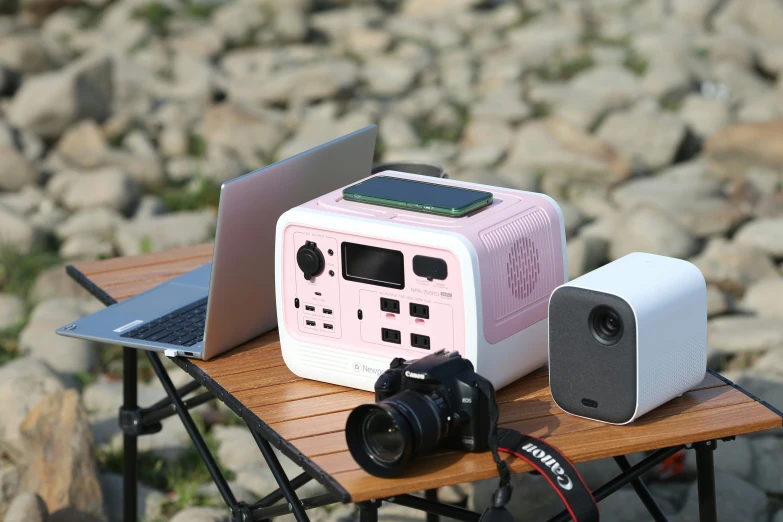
[{"xmin": 297, "ymin": 241, "xmax": 325, "ymax": 280}]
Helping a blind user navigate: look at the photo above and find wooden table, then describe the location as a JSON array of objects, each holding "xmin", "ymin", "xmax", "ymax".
[{"xmin": 67, "ymin": 244, "xmax": 783, "ymax": 522}]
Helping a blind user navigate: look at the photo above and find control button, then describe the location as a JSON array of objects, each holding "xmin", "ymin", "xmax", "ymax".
[
  {"xmin": 413, "ymin": 255, "xmax": 448, "ymax": 281},
  {"xmin": 357, "ymin": 309, "xmax": 363, "ymax": 320},
  {"xmin": 294, "ymin": 298, "xmax": 300, "ymax": 309},
  {"xmin": 296, "ymin": 241, "xmax": 325, "ymax": 280}
]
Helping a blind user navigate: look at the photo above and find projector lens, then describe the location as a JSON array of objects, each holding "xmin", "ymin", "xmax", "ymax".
[{"xmin": 590, "ymin": 306, "xmax": 623, "ymax": 345}]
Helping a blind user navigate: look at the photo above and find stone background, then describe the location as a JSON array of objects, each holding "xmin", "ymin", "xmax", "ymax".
[{"xmin": 0, "ymin": 0, "xmax": 783, "ymax": 520}]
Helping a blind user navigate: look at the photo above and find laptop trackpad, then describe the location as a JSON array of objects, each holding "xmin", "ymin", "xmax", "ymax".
[{"xmin": 120, "ymin": 283, "xmax": 208, "ymax": 318}]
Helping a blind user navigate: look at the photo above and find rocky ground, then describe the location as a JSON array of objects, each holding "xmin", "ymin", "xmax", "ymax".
[{"xmin": 0, "ymin": 0, "xmax": 783, "ymax": 520}]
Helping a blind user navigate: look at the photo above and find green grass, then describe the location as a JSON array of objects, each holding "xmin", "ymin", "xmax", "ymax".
[
  {"xmin": 0, "ymin": 247, "xmax": 61, "ymax": 299},
  {"xmin": 0, "ymin": 322, "xmax": 25, "ymax": 365},
  {"xmin": 536, "ymin": 54, "xmax": 596, "ymax": 82},
  {"xmin": 187, "ymin": 134, "xmax": 207, "ymax": 157},
  {"xmin": 156, "ymin": 177, "xmax": 221, "ymax": 213},
  {"xmin": 97, "ymin": 417, "xmax": 234, "ymax": 516},
  {"xmin": 623, "ymin": 50, "xmax": 649, "ymax": 76},
  {"xmin": 530, "ymin": 101, "xmax": 552, "ymax": 119},
  {"xmin": 135, "ymin": 1, "xmax": 174, "ymax": 34},
  {"xmin": 414, "ymin": 104, "xmax": 469, "ymax": 145},
  {"xmin": 183, "ymin": 0, "xmax": 216, "ymax": 19}
]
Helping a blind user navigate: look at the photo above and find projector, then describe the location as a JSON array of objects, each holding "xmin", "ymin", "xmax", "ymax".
[
  {"xmin": 275, "ymin": 172, "xmax": 568, "ymax": 391},
  {"xmin": 548, "ymin": 252, "xmax": 708, "ymax": 424}
]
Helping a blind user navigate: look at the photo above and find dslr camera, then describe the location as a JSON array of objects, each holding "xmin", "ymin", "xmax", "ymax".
[{"xmin": 345, "ymin": 351, "xmax": 492, "ymax": 477}]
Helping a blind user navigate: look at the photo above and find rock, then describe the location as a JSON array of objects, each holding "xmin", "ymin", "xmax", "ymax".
[
  {"xmin": 347, "ymin": 28, "xmax": 392, "ymax": 58},
  {"xmin": 133, "ymin": 195, "xmax": 168, "ymax": 220},
  {"xmin": 379, "ymin": 114, "xmax": 419, "ymax": 149},
  {"xmin": 568, "ymin": 65, "xmax": 643, "ymax": 112},
  {"xmin": 0, "ymin": 33, "xmax": 52, "ymax": 75},
  {"xmin": 0, "ymin": 185, "xmax": 46, "ymax": 217},
  {"xmin": 4, "ymin": 492, "xmax": 48, "ymax": 522},
  {"xmin": 158, "ymin": 126, "xmax": 189, "ymax": 158},
  {"xmin": 0, "ymin": 293, "xmax": 24, "ymax": 331},
  {"xmin": 742, "ymin": 278, "xmax": 783, "ymax": 319},
  {"xmin": 55, "ymin": 120, "xmax": 109, "ymax": 170},
  {"xmin": 461, "ymin": 119, "xmax": 513, "ymax": 151},
  {"xmin": 597, "ymin": 106, "xmax": 687, "ymax": 171},
  {"xmin": 567, "ymin": 236, "xmax": 608, "ymax": 280},
  {"xmin": 29, "ymin": 265, "xmax": 91, "ymax": 305},
  {"xmin": 19, "ymin": 298, "xmax": 99, "ymax": 375},
  {"xmin": 472, "ymin": 86, "xmax": 531, "ymax": 124},
  {"xmin": 200, "ymin": 103, "xmax": 285, "ymax": 168},
  {"xmin": 609, "ymin": 206, "xmax": 699, "ymax": 261},
  {"xmin": 640, "ymin": 60, "xmax": 692, "ymax": 99},
  {"xmin": 504, "ymin": 118, "xmax": 631, "ymax": 184},
  {"xmin": 0, "ymin": 463, "xmax": 21, "ymax": 506},
  {"xmin": 0, "ymin": 147, "xmax": 37, "ymax": 191},
  {"xmin": 55, "ymin": 207, "xmax": 122, "ymax": 241},
  {"xmin": 749, "ymin": 436, "xmax": 783, "ymax": 493},
  {"xmin": 0, "ymin": 358, "xmax": 65, "ymax": 458},
  {"xmin": 734, "ymin": 218, "xmax": 783, "ymax": 258},
  {"xmin": 685, "ymin": 436, "xmax": 753, "ymax": 482},
  {"xmin": 680, "ymin": 95, "xmax": 731, "ymax": 137},
  {"xmin": 560, "ymin": 202, "xmax": 585, "ymax": 238},
  {"xmin": 714, "ymin": 0, "xmax": 783, "ymax": 44},
  {"xmin": 7, "ymin": 53, "xmax": 113, "ymax": 140},
  {"xmin": 55, "ymin": 167, "xmax": 140, "ymax": 216},
  {"xmin": 274, "ymin": 6, "xmax": 309, "ymax": 43},
  {"xmin": 733, "ymin": 371, "xmax": 783, "ymax": 412},
  {"xmin": 20, "ymin": 390, "xmax": 104, "ymax": 522},
  {"xmin": 506, "ymin": 17, "xmax": 580, "ymax": 69},
  {"xmin": 196, "ymin": 480, "xmax": 255, "ymax": 504},
  {"xmin": 705, "ymin": 119, "xmax": 783, "ymax": 179},
  {"xmin": 707, "ymin": 285, "xmax": 731, "ymax": 318},
  {"xmin": 212, "ymin": 1, "xmax": 267, "ymax": 46},
  {"xmin": 114, "ymin": 210, "xmax": 216, "ymax": 256},
  {"xmin": 169, "ymin": 507, "xmax": 229, "ymax": 522},
  {"xmin": 59, "ymin": 234, "xmax": 114, "ymax": 261},
  {"xmin": 691, "ymin": 239, "xmax": 779, "ymax": 296},
  {"xmin": 0, "ymin": 204, "xmax": 44, "ymax": 254},
  {"xmin": 708, "ymin": 316, "xmax": 783, "ymax": 354},
  {"xmin": 452, "ymin": 169, "xmax": 537, "ymax": 192},
  {"xmin": 673, "ymin": 472, "xmax": 766, "ymax": 522},
  {"xmin": 100, "ymin": 472, "xmax": 166, "ymax": 522},
  {"xmin": 212, "ymin": 425, "xmax": 266, "ymax": 472},
  {"xmin": 362, "ymin": 57, "xmax": 418, "ymax": 97}
]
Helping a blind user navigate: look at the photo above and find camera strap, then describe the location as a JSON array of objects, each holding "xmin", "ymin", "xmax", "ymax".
[{"xmin": 476, "ymin": 380, "xmax": 599, "ymax": 522}]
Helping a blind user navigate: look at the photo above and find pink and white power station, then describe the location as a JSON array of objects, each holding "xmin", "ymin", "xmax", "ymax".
[{"xmin": 275, "ymin": 172, "xmax": 568, "ymax": 391}]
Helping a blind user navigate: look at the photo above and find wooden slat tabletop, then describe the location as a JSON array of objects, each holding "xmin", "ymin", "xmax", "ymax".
[{"xmin": 69, "ymin": 244, "xmax": 783, "ymax": 504}]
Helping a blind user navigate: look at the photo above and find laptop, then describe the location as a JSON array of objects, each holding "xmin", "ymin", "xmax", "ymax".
[{"xmin": 56, "ymin": 125, "xmax": 378, "ymax": 360}]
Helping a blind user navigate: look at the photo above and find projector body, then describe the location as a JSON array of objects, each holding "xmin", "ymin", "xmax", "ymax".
[
  {"xmin": 548, "ymin": 252, "xmax": 707, "ymax": 425},
  {"xmin": 275, "ymin": 172, "xmax": 567, "ymax": 391}
]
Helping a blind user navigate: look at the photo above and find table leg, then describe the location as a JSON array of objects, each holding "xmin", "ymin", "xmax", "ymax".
[
  {"xmin": 123, "ymin": 347, "xmax": 138, "ymax": 522},
  {"xmin": 359, "ymin": 500, "xmax": 379, "ymax": 522},
  {"xmin": 425, "ymin": 489, "xmax": 439, "ymax": 522},
  {"xmin": 694, "ymin": 441, "xmax": 717, "ymax": 522},
  {"xmin": 614, "ymin": 456, "xmax": 669, "ymax": 522}
]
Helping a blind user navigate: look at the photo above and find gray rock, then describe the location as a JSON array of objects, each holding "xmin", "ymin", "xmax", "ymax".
[
  {"xmin": 7, "ymin": 53, "xmax": 112, "ymax": 139},
  {"xmin": 54, "ymin": 120, "xmax": 108, "ymax": 170},
  {"xmin": 568, "ymin": 65, "xmax": 643, "ymax": 112},
  {"xmin": 133, "ymin": 195, "xmax": 168, "ymax": 220},
  {"xmin": 672, "ymin": 472, "xmax": 766, "ymax": 522},
  {"xmin": 691, "ymin": 238, "xmax": 779, "ymax": 296},
  {"xmin": 641, "ymin": 60, "xmax": 692, "ymax": 99},
  {"xmin": 100, "ymin": 472, "xmax": 166, "ymax": 522},
  {"xmin": 733, "ymin": 371, "xmax": 783, "ymax": 412},
  {"xmin": 749, "ymin": 436, "xmax": 783, "ymax": 493},
  {"xmin": 55, "ymin": 207, "xmax": 123, "ymax": 241},
  {"xmin": 506, "ymin": 17, "xmax": 580, "ymax": 68},
  {"xmin": 680, "ymin": 95, "xmax": 731, "ymax": 137},
  {"xmin": 609, "ymin": 207, "xmax": 699, "ymax": 261},
  {"xmin": 560, "ymin": 202, "xmax": 585, "ymax": 239},
  {"xmin": 347, "ymin": 28, "xmax": 392, "ymax": 58},
  {"xmin": 568, "ymin": 236, "xmax": 609, "ymax": 280},
  {"xmin": 0, "ymin": 33, "xmax": 52, "ymax": 75},
  {"xmin": 379, "ymin": 114, "xmax": 419, "ymax": 149},
  {"xmin": 58, "ymin": 167, "xmax": 141, "ymax": 215},
  {"xmin": 19, "ymin": 298, "xmax": 99, "ymax": 375},
  {"xmin": 170, "ymin": 507, "xmax": 230, "ymax": 522},
  {"xmin": 684, "ymin": 436, "xmax": 753, "ymax": 482},
  {"xmin": 735, "ymin": 218, "xmax": 783, "ymax": 258},
  {"xmin": 452, "ymin": 169, "xmax": 537, "ymax": 192},
  {"xmin": 200, "ymin": 103, "xmax": 286, "ymax": 168},
  {"xmin": 0, "ymin": 293, "xmax": 25, "ymax": 331},
  {"xmin": 29, "ymin": 265, "xmax": 91, "ymax": 305},
  {"xmin": 742, "ymin": 278, "xmax": 783, "ymax": 320},
  {"xmin": 59, "ymin": 233, "xmax": 114, "ymax": 261},
  {"xmin": 708, "ymin": 315, "xmax": 783, "ymax": 354},
  {"xmin": 0, "ymin": 204, "xmax": 44, "ymax": 254},
  {"xmin": 362, "ymin": 58, "xmax": 418, "ymax": 97},
  {"xmin": 461, "ymin": 119, "xmax": 513, "ymax": 152},
  {"xmin": 472, "ymin": 86, "xmax": 531, "ymax": 124},
  {"xmin": 0, "ymin": 184, "xmax": 44, "ymax": 217},
  {"xmin": 274, "ymin": 6, "xmax": 309, "ymax": 43},
  {"xmin": 597, "ymin": 107, "xmax": 687, "ymax": 171},
  {"xmin": 0, "ymin": 358, "xmax": 65, "ymax": 458},
  {"xmin": 611, "ymin": 175, "xmax": 723, "ymax": 211},
  {"xmin": 212, "ymin": 0, "xmax": 267, "ymax": 46},
  {"xmin": 4, "ymin": 492, "xmax": 48, "ymax": 522},
  {"xmin": 158, "ymin": 126, "xmax": 189, "ymax": 158},
  {"xmin": 0, "ymin": 463, "xmax": 21, "ymax": 507},
  {"xmin": 196, "ymin": 480, "xmax": 255, "ymax": 504},
  {"xmin": 458, "ymin": 146, "xmax": 505, "ymax": 168},
  {"xmin": 504, "ymin": 118, "xmax": 631, "ymax": 184},
  {"xmin": 707, "ymin": 285, "xmax": 731, "ymax": 318},
  {"xmin": 0, "ymin": 147, "xmax": 37, "ymax": 191},
  {"xmin": 114, "ymin": 209, "xmax": 216, "ymax": 256}
]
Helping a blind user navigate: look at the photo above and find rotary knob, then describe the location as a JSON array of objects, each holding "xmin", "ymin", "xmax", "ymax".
[{"xmin": 297, "ymin": 241, "xmax": 325, "ymax": 280}]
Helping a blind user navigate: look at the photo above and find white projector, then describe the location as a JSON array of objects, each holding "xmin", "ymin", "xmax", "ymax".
[{"xmin": 548, "ymin": 252, "xmax": 707, "ymax": 424}]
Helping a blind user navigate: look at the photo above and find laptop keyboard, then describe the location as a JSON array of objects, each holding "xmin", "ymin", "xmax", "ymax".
[{"xmin": 120, "ymin": 297, "xmax": 207, "ymax": 347}]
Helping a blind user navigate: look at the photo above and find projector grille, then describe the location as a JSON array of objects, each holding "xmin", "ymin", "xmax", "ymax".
[{"xmin": 481, "ymin": 209, "xmax": 555, "ymax": 321}]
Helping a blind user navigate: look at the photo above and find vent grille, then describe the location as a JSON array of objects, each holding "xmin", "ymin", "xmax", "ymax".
[{"xmin": 481, "ymin": 209, "xmax": 555, "ymax": 321}]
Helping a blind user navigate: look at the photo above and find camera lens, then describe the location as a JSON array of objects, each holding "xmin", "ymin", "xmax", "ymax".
[
  {"xmin": 346, "ymin": 390, "xmax": 449, "ymax": 477},
  {"xmin": 362, "ymin": 409, "xmax": 405, "ymax": 464},
  {"xmin": 589, "ymin": 306, "xmax": 623, "ymax": 345}
]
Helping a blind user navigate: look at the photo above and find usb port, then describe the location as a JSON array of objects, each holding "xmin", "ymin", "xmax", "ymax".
[
  {"xmin": 324, "ymin": 323, "xmax": 334, "ymax": 330},
  {"xmin": 305, "ymin": 305, "xmax": 315, "ymax": 312},
  {"xmin": 306, "ymin": 320, "xmax": 316, "ymax": 327},
  {"xmin": 323, "ymin": 308, "xmax": 333, "ymax": 315}
]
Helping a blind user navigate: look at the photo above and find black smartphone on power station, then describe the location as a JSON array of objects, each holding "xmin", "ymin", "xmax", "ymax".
[{"xmin": 342, "ymin": 176, "xmax": 493, "ymax": 217}]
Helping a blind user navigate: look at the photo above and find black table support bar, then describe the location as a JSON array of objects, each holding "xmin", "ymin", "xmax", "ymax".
[
  {"xmin": 614, "ymin": 455, "xmax": 670, "ymax": 522},
  {"xmin": 141, "ymin": 390, "xmax": 215, "ymax": 426},
  {"xmin": 386, "ymin": 494, "xmax": 481, "ymax": 522},
  {"xmin": 694, "ymin": 440, "xmax": 718, "ymax": 522},
  {"xmin": 143, "ymin": 380, "xmax": 203, "ymax": 413},
  {"xmin": 250, "ymin": 472, "xmax": 314, "ymax": 510},
  {"xmin": 250, "ymin": 493, "xmax": 341, "ymax": 520},
  {"xmin": 123, "ymin": 347, "xmax": 138, "ymax": 522}
]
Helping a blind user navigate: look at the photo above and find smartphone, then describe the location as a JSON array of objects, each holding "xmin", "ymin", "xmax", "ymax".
[{"xmin": 342, "ymin": 176, "xmax": 493, "ymax": 217}]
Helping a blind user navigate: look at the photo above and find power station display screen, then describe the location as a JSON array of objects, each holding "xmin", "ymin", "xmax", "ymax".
[{"xmin": 342, "ymin": 242, "xmax": 404, "ymax": 289}]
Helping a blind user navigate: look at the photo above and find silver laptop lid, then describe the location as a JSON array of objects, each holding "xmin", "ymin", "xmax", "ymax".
[{"xmin": 202, "ymin": 125, "xmax": 377, "ymax": 359}]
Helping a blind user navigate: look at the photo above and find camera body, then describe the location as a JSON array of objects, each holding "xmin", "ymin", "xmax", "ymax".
[
  {"xmin": 375, "ymin": 352, "xmax": 491, "ymax": 452},
  {"xmin": 345, "ymin": 351, "xmax": 492, "ymax": 477},
  {"xmin": 548, "ymin": 252, "xmax": 707, "ymax": 425},
  {"xmin": 275, "ymin": 171, "xmax": 567, "ymax": 392}
]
